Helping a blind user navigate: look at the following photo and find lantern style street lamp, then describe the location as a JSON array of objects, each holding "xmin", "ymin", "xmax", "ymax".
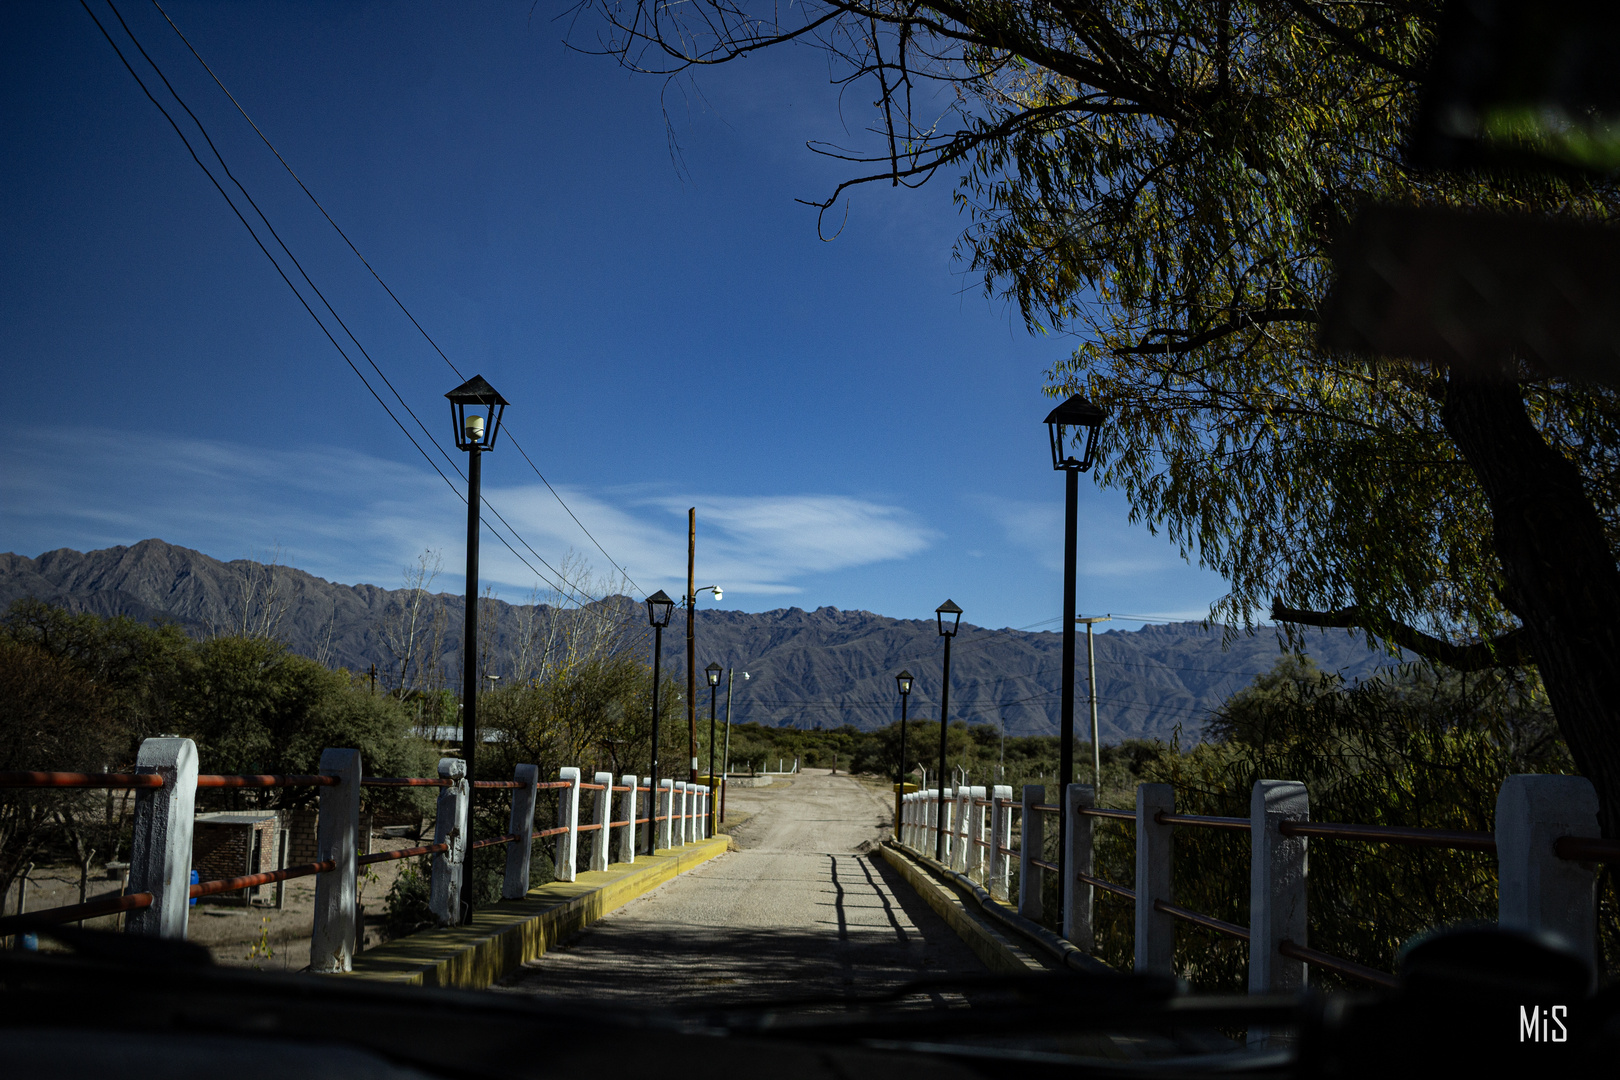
[
  {"xmin": 895, "ymin": 669, "xmax": 914, "ymax": 835},
  {"xmin": 1043, "ymin": 392, "xmax": 1106, "ymax": 917},
  {"xmin": 705, "ymin": 661, "xmax": 722, "ymax": 837},
  {"xmin": 934, "ymin": 599, "xmax": 962, "ymax": 862},
  {"xmin": 644, "ymin": 589, "xmax": 675, "ymax": 855},
  {"xmin": 446, "ymin": 374, "xmax": 507, "ymax": 923}
]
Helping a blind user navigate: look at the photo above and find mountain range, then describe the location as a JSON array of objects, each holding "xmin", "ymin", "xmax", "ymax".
[{"xmin": 0, "ymin": 539, "xmax": 1405, "ymax": 743}]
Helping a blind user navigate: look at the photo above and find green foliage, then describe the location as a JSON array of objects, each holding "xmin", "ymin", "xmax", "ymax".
[{"xmin": 383, "ymin": 857, "xmax": 435, "ymax": 939}]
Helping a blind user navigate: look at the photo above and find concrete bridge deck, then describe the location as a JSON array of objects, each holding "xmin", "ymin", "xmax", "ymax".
[{"xmin": 492, "ymin": 769, "xmax": 987, "ymax": 1006}]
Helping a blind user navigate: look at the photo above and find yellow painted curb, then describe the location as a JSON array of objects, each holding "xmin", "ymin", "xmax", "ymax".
[
  {"xmin": 878, "ymin": 842, "xmax": 1052, "ymax": 977},
  {"xmin": 347, "ymin": 837, "xmax": 729, "ymax": 989}
]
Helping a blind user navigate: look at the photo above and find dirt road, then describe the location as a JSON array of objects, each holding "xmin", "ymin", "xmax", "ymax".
[{"xmin": 493, "ymin": 769, "xmax": 986, "ymax": 1005}]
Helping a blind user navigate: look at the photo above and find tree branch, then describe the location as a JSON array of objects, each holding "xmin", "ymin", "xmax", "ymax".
[
  {"xmin": 1117, "ymin": 308, "xmax": 1317, "ymax": 355},
  {"xmin": 1270, "ymin": 601, "xmax": 1535, "ymax": 671}
]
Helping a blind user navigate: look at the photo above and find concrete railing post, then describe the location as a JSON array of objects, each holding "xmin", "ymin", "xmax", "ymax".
[
  {"xmin": 1064, "ymin": 783, "xmax": 1096, "ymax": 950},
  {"xmin": 658, "ymin": 779, "xmax": 674, "ymax": 850},
  {"xmin": 430, "ymin": 757, "xmax": 469, "ymax": 923},
  {"xmin": 124, "ymin": 737, "xmax": 199, "ymax": 939},
  {"xmin": 553, "ymin": 767, "xmax": 581, "ymax": 882},
  {"xmin": 1249, "ymin": 780, "xmax": 1309, "ymax": 1003},
  {"xmin": 619, "ymin": 774, "xmax": 638, "ymax": 864},
  {"xmin": 589, "ymin": 772, "xmax": 613, "ymax": 872},
  {"xmin": 1135, "ymin": 783, "xmax": 1175, "ymax": 976},
  {"xmin": 1019, "ymin": 784, "xmax": 1045, "ymax": 920},
  {"xmin": 502, "ymin": 764, "xmax": 539, "ymax": 900},
  {"xmin": 311, "ymin": 748, "xmax": 363, "ymax": 972},
  {"xmin": 1497, "ymin": 774, "xmax": 1601, "ymax": 974},
  {"xmin": 941, "ymin": 788, "xmax": 956, "ymax": 864},
  {"xmin": 674, "ymin": 782, "xmax": 688, "ymax": 846},
  {"xmin": 989, "ymin": 785, "xmax": 1013, "ymax": 901},
  {"xmin": 964, "ymin": 786, "xmax": 987, "ymax": 880}
]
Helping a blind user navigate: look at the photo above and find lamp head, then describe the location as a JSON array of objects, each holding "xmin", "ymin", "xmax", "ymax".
[
  {"xmin": 896, "ymin": 669, "xmax": 914, "ymax": 696},
  {"xmin": 935, "ymin": 599, "xmax": 963, "ymax": 638},
  {"xmin": 705, "ymin": 661, "xmax": 722, "ymax": 687},
  {"xmin": 1044, "ymin": 392, "xmax": 1106, "ymax": 472},
  {"xmin": 645, "ymin": 590, "xmax": 675, "ymax": 628},
  {"xmin": 446, "ymin": 375, "xmax": 509, "ymax": 452}
]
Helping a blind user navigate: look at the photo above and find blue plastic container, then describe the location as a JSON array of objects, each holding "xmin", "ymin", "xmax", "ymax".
[{"xmin": 190, "ymin": 869, "xmax": 198, "ymax": 906}]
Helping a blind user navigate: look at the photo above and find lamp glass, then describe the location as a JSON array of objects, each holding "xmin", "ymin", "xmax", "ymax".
[
  {"xmin": 645, "ymin": 590, "xmax": 675, "ymax": 628},
  {"xmin": 896, "ymin": 670, "xmax": 913, "ymax": 696},
  {"xmin": 706, "ymin": 662, "xmax": 722, "ymax": 687},
  {"xmin": 935, "ymin": 600, "xmax": 963, "ymax": 638}
]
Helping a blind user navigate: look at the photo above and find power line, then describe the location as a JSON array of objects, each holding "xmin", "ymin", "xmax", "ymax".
[
  {"xmin": 150, "ymin": 0, "xmax": 643, "ymax": 595},
  {"xmin": 90, "ymin": 0, "xmax": 601, "ymax": 607}
]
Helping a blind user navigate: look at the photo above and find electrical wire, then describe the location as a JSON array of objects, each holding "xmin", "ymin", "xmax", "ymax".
[
  {"xmin": 150, "ymin": 0, "xmax": 644, "ymax": 594},
  {"xmin": 89, "ymin": 0, "xmax": 602, "ymax": 606}
]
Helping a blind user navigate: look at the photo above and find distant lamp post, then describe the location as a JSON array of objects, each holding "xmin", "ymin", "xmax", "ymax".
[
  {"xmin": 705, "ymin": 661, "xmax": 722, "ymax": 837},
  {"xmin": 446, "ymin": 374, "xmax": 508, "ymax": 924},
  {"xmin": 934, "ymin": 599, "xmax": 962, "ymax": 862},
  {"xmin": 644, "ymin": 589, "xmax": 676, "ymax": 855},
  {"xmin": 1043, "ymin": 392, "xmax": 1106, "ymax": 916},
  {"xmin": 895, "ymin": 669, "xmax": 914, "ymax": 834}
]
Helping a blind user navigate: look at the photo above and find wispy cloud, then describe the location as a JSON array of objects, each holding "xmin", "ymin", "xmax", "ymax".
[
  {"xmin": 973, "ymin": 493, "xmax": 1194, "ymax": 580},
  {"xmin": 0, "ymin": 426, "xmax": 935, "ymax": 602}
]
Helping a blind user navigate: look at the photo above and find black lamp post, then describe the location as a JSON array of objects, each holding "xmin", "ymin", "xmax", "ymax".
[
  {"xmin": 895, "ymin": 669, "xmax": 913, "ymax": 834},
  {"xmin": 644, "ymin": 590, "xmax": 675, "ymax": 855},
  {"xmin": 934, "ymin": 600, "xmax": 962, "ymax": 862},
  {"xmin": 1043, "ymin": 392, "xmax": 1106, "ymax": 915},
  {"xmin": 705, "ymin": 661, "xmax": 722, "ymax": 837},
  {"xmin": 446, "ymin": 374, "xmax": 507, "ymax": 923}
]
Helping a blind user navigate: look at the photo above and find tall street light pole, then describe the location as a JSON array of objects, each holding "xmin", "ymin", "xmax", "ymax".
[
  {"xmin": 934, "ymin": 600, "xmax": 962, "ymax": 862},
  {"xmin": 721, "ymin": 670, "xmax": 747, "ymax": 824},
  {"xmin": 1043, "ymin": 393, "xmax": 1107, "ymax": 920},
  {"xmin": 644, "ymin": 591, "xmax": 675, "ymax": 855},
  {"xmin": 686, "ymin": 509, "xmax": 696, "ymax": 785},
  {"xmin": 1077, "ymin": 615, "xmax": 1112, "ymax": 788},
  {"xmin": 446, "ymin": 375, "xmax": 508, "ymax": 924},
  {"xmin": 705, "ymin": 662, "xmax": 722, "ymax": 837},
  {"xmin": 895, "ymin": 670, "xmax": 913, "ymax": 835}
]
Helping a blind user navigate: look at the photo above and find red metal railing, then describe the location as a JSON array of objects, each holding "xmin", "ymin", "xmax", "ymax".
[
  {"xmin": 0, "ymin": 771, "xmax": 163, "ymax": 789},
  {"xmin": 2, "ymin": 763, "xmax": 686, "ymax": 930}
]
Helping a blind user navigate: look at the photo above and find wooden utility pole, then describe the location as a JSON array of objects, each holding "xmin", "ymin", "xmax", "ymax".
[{"xmin": 687, "ymin": 508, "xmax": 697, "ymax": 785}]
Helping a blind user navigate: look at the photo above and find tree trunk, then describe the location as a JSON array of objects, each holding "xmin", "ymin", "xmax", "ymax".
[{"xmin": 1443, "ymin": 372, "xmax": 1620, "ymax": 837}]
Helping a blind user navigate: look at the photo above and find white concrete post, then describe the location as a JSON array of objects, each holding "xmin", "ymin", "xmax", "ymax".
[
  {"xmin": 589, "ymin": 771, "xmax": 613, "ymax": 872},
  {"xmin": 1064, "ymin": 783, "xmax": 1096, "ymax": 950},
  {"xmin": 430, "ymin": 757, "xmax": 469, "ymax": 922},
  {"xmin": 991, "ymin": 785, "xmax": 1013, "ymax": 900},
  {"xmin": 922, "ymin": 791, "xmax": 934, "ymax": 849},
  {"xmin": 673, "ymin": 782, "xmax": 687, "ymax": 846},
  {"xmin": 553, "ymin": 767, "xmax": 581, "ymax": 882},
  {"xmin": 658, "ymin": 779, "xmax": 674, "ymax": 850},
  {"xmin": 619, "ymin": 774, "xmax": 638, "ymax": 864},
  {"xmin": 124, "ymin": 737, "xmax": 199, "ymax": 939},
  {"xmin": 311, "ymin": 748, "xmax": 362, "ymax": 972},
  {"xmin": 964, "ymin": 786, "xmax": 988, "ymax": 880},
  {"xmin": 1135, "ymin": 782, "xmax": 1175, "ymax": 976},
  {"xmin": 941, "ymin": 788, "xmax": 956, "ymax": 864},
  {"xmin": 953, "ymin": 787, "xmax": 973, "ymax": 872},
  {"xmin": 502, "ymin": 763, "xmax": 540, "ymax": 900},
  {"xmin": 1019, "ymin": 784, "xmax": 1045, "ymax": 920},
  {"xmin": 1497, "ymin": 774, "xmax": 1601, "ymax": 973},
  {"xmin": 1249, "ymin": 779, "xmax": 1309, "ymax": 1000},
  {"xmin": 907, "ymin": 793, "xmax": 919, "ymax": 849}
]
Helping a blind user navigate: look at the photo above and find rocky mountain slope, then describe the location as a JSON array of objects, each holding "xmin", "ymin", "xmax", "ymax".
[{"xmin": 0, "ymin": 539, "xmax": 1402, "ymax": 742}]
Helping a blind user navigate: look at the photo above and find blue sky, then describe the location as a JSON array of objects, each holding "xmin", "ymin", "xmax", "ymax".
[{"xmin": 0, "ymin": 2, "xmax": 1229, "ymax": 630}]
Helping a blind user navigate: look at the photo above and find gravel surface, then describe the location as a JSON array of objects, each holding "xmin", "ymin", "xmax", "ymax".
[{"xmin": 493, "ymin": 769, "xmax": 986, "ymax": 1006}]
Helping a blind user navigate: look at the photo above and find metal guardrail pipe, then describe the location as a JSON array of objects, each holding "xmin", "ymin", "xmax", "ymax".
[
  {"xmin": 1278, "ymin": 939, "xmax": 1398, "ymax": 989},
  {"xmin": 197, "ymin": 774, "xmax": 339, "ymax": 788},
  {"xmin": 1154, "ymin": 898, "xmax": 1249, "ymax": 942},
  {"xmin": 0, "ymin": 890, "xmax": 155, "ymax": 934},
  {"xmin": 192, "ymin": 859, "xmax": 336, "ymax": 899},
  {"xmin": 1076, "ymin": 871, "xmax": 1134, "ymax": 901},
  {"xmin": 1157, "ymin": 811, "xmax": 1250, "ymax": 831},
  {"xmin": 1077, "ymin": 806, "xmax": 1135, "ymax": 822},
  {"xmin": 0, "ymin": 771, "xmax": 164, "ymax": 789},
  {"xmin": 1279, "ymin": 819, "xmax": 1496, "ymax": 851}
]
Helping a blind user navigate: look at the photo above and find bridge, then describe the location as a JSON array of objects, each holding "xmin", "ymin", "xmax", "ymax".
[{"xmin": 4, "ymin": 735, "xmax": 1618, "ymax": 1007}]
